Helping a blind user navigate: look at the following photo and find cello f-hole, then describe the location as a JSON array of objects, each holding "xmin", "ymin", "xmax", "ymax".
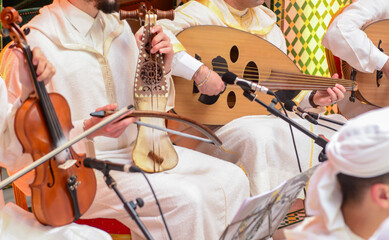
[{"xmin": 47, "ymin": 159, "xmax": 55, "ymax": 188}]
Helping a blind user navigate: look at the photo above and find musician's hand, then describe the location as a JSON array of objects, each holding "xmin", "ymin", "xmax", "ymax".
[
  {"xmin": 382, "ymin": 59, "xmax": 389, "ymax": 79},
  {"xmin": 192, "ymin": 65, "xmax": 225, "ymax": 95},
  {"xmin": 312, "ymin": 74, "xmax": 346, "ymax": 106},
  {"xmin": 135, "ymin": 26, "xmax": 174, "ymax": 73},
  {"xmin": 19, "ymin": 47, "xmax": 56, "ymax": 102},
  {"xmin": 151, "ymin": 25, "xmax": 173, "ymax": 73},
  {"xmin": 83, "ymin": 103, "xmax": 137, "ymax": 139}
]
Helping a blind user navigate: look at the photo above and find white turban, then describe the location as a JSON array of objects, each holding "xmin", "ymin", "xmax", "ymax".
[{"xmin": 306, "ymin": 107, "xmax": 389, "ymax": 232}]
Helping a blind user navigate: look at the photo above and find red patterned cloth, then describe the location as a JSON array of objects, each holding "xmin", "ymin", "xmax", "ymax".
[{"xmin": 76, "ymin": 218, "xmax": 131, "ymax": 234}]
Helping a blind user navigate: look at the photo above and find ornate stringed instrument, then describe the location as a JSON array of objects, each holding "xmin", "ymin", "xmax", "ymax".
[
  {"xmin": 1, "ymin": 7, "xmax": 96, "ymax": 226},
  {"xmin": 341, "ymin": 19, "xmax": 389, "ymax": 108},
  {"xmin": 172, "ymin": 26, "xmax": 356, "ymax": 125},
  {"xmin": 120, "ymin": 4, "xmax": 177, "ymax": 173}
]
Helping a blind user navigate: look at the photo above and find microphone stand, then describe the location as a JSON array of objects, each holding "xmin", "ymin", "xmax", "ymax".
[
  {"xmin": 100, "ymin": 166, "xmax": 153, "ymax": 240},
  {"xmin": 307, "ymin": 112, "xmax": 345, "ymax": 126},
  {"xmin": 243, "ymin": 91, "xmax": 328, "ymax": 162}
]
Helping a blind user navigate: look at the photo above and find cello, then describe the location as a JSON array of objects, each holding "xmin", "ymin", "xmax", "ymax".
[{"xmin": 1, "ymin": 7, "xmax": 96, "ymax": 226}]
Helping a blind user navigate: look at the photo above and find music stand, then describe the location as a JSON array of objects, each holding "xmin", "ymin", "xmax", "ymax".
[{"xmin": 220, "ymin": 165, "xmax": 318, "ymax": 240}]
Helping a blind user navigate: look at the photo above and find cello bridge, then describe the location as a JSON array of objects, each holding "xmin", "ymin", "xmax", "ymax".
[{"xmin": 58, "ymin": 159, "xmax": 77, "ymax": 170}]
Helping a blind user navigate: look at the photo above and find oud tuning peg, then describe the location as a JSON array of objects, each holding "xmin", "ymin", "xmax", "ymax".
[
  {"xmin": 23, "ymin": 27, "xmax": 30, "ymax": 35},
  {"xmin": 1, "ymin": 28, "xmax": 10, "ymax": 37}
]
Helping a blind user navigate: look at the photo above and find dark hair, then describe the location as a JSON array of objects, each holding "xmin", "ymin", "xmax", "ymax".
[{"xmin": 337, "ymin": 172, "xmax": 389, "ymax": 203}]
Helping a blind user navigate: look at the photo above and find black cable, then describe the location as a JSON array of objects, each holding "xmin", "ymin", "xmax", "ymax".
[
  {"xmin": 273, "ymin": 94, "xmax": 306, "ymax": 198},
  {"xmin": 317, "ymin": 123, "xmax": 337, "ymax": 132},
  {"xmin": 132, "ymin": 167, "xmax": 172, "ymax": 240}
]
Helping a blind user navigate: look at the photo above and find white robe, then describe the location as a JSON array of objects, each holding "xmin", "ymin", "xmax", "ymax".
[
  {"xmin": 322, "ymin": 0, "xmax": 389, "ymax": 118},
  {"xmin": 0, "ymin": 80, "xmax": 9, "ymax": 209},
  {"xmin": 0, "ymin": 0, "xmax": 249, "ymax": 239},
  {"xmin": 322, "ymin": 0, "xmax": 389, "ymax": 73},
  {"xmin": 0, "ymin": 203, "xmax": 111, "ymax": 240},
  {"xmin": 284, "ymin": 216, "xmax": 363, "ymax": 240},
  {"xmin": 158, "ymin": 0, "xmax": 346, "ymax": 196}
]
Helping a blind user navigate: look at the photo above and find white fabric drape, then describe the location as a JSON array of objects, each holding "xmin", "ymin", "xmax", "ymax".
[{"xmin": 0, "ymin": 203, "xmax": 111, "ymax": 240}]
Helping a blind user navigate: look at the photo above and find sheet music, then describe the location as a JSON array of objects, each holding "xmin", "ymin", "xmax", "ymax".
[{"xmin": 220, "ymin": 166, "xmax": 318, "ymax": 240}]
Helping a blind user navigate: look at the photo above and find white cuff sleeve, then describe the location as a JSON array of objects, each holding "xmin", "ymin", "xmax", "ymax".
[
  {"xmin": 172, "ymin": 51, "xmax": 203, "ymax": 80},
  {"xmin": 377, "ymin": 53, "xmax": 389, "ymax": 70},
  {"xmin": 69, "ymin": 120, "xmax": 87, "ymax": 154}
]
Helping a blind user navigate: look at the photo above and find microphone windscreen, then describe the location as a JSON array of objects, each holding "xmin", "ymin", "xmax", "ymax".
[
  {"xmin": 83, "ymin": 157, "xmax": 94, "ymax": 168},
  {"xmin": 222, "ymin": 71, "xmax": 237, "ymax": 84},
  {"xmin": 129, "ymin": 165, "xmax": 142, "ymax": 173},
  {"xmin": 284, "ymin": 100, "xmax": 296, "ymax": 112}
]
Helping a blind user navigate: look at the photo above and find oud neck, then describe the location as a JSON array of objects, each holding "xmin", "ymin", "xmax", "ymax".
[{"xmin": 259, "ymin": 70, "xmax": 355, "ymax": 91}]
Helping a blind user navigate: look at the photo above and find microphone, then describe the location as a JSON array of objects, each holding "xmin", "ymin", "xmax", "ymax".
[
  {"xmin": 85, "ymin": 157, "xmax": 172, "ymax": 239},
  {"xmin": 222, "ymin": 71, "xmax": 275, "ymax": 96},
  {"xmin": 284, "ymin": 100, "xmax": 318, "ymax": 125},
  {"xmin": 306, "ymin": 111, "xmax": 345, "ymax": 126},
  {"xmin": 84, "ymin": 157, "xmax": 138, "ymax": 173}
]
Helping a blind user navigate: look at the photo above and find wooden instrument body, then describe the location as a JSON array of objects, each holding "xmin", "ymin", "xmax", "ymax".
[
  {"xmin": 14, "ymin": 93, "xmax": 96, "ymax": 226},
  {"xmin": 133, "ymin": 98, "xmax": 178, "ymax": 172},
  {"xmin": 342, "ymin": 19, "xmax": 389, "ymax": 108},
  {"xmin": 172, "ymin": 26, "xmax": 350, "ymax": 125},
  {"xmin": 1, "ymin": 6, "xmax": 97, "ymax": 226},
  {"xmin": 130, "ymin": 6, "xmax": 178, "ymax": 172}
]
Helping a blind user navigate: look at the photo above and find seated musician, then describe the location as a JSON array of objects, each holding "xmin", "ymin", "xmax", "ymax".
[
  {"xmin": 323, "ymin": 0, "xmax": 389, "ymax": 80},
  {"xmin": 285, "ymin": 107, "xmax": 389, "ymax": 239},
  {"xmin": 0, "ymin": 0, "xmax": 250, "ymax": 239},
  {"xmin": 0, "ymin": 48, "xmax": 110, "ymax": 239},
  {"xmin": 322, "ymin": 0, "xmax": 389, "ymax": 117},
  {"xmin": 157, "ymin": 0, "xmax": 347, "ymax": 196}
]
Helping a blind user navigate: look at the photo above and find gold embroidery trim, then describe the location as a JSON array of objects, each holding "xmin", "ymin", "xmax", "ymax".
[
  {"xmin": 173, "ymin": 42, "xmax": 186, "ymax": 53},
  {"xmin": 293, "ymin": 90, "xmax": 309, "ymax": 105},
  {"xmin": 195, "ymin": 0, "xmax": 275, "ymax": 36}
]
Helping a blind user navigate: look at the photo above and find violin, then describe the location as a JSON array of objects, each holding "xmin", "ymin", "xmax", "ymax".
[
  {"xmin": 1, "ymin": 7, "xmax": 96, "ymax": 226},
  {"xmin": 120, "ymin": 4, "xmax": 175, "ymax": 173}
]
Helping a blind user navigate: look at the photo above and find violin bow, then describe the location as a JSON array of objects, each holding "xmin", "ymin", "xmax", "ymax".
[
  {"xmin": 91, "ymin": 109, "xmax": 222, "ymax": 146},
  {"xmin": 0, "ymin": 105, "xmax": 134, "ymax": 190}
]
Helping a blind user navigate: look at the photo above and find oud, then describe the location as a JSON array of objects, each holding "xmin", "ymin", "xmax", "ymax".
[{"xmin": 172, "ymin": 26, "xmax": 356, "ymax": 125}]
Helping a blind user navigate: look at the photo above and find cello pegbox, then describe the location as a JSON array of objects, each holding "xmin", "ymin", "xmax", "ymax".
[
  {"xmin": 1, "ymin": 7, "xmax": 22, "ymax": 29},
  {"xmin": 23, "ymin": 27, "xmax": 31, "ymax": 36}
]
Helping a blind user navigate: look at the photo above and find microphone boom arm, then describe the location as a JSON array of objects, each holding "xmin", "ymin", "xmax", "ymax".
[{"xmin": 242, "ymin": 91, "xmax": 328, "ymax": 161}]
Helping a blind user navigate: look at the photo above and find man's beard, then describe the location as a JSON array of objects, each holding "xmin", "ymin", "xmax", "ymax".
[{"xmin": 95, "ymin": 0, "xmax": 118, "ymax": 14}]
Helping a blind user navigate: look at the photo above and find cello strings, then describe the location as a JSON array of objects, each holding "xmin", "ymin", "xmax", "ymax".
[{"xmin": 37, "ymin": 73, "xmax": 75, "ymax": 176}]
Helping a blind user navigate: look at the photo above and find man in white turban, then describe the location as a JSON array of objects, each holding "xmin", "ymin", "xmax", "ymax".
[{"xmin": 285, "ymin": 107, "xmax": 389, "ymax": 239}]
